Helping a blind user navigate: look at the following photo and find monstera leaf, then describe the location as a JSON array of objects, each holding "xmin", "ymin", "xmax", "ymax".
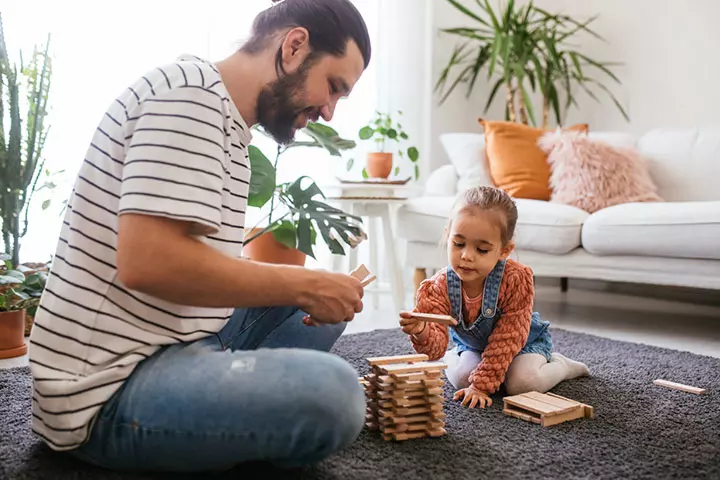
[
  {"xmin": 301, "ymin": 122, "xmax": 357, "ymax": 156},
  {"xmin": 247, "ymin": 145, "xmax": 276, "ymax": 208},
  {"xmin": 277, "ymin": 177, "xmax": 364, "ymax": 258}
]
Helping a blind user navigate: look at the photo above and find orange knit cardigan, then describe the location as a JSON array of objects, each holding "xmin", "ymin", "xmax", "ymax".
[{"xmin": 409, "ymin": 259, "xmax": 535, "ymax": 394}]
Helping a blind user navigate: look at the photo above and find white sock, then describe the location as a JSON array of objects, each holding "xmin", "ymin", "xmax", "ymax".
[{"xmin": 551, "ymin": 352, "xmax": 590, "ymax": 380}]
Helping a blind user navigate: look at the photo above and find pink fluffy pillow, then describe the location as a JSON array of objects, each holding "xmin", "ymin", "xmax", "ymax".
[{"xmin": 538, "ymin": 130, "xmax": 662, "ymax": 213}]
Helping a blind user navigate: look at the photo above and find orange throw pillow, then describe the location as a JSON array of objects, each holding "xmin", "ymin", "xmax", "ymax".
[{"xmin": 479, "ymin": 119, "xmax": 589, "ymax": 200}]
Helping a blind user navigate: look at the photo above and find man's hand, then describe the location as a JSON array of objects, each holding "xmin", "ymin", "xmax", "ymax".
[
  {"xmin": 453, "ymin": 384, "xmax": 493, "ymax": 408},
  {"xmin": 298, "ymin": 271, "xmax": 364, "ymax": 325},
  {"xmin": 399, "ymin": 311, "xmax": 426, "ymax": 336}
]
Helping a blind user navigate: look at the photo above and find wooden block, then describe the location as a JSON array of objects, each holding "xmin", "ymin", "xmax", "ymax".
[
  {"xmin": 653, "ymin": 379, "xmax": 707, "ymax": 395},
  {"xmin": 404, "ymin": 312, "xmax": 458, "ymax": 326},
  {"xmin": 360, "ymin": 275, "xmax": 376, "ymax": 287},
  {"xmin": 504, "ymin": 393, "xmax": 576, "ymax": 416},
  {"xmin": 350, "ymin": 264, "xmax": 370, "ymax": 280},
  {"xmin": 382, "ymin": 420, "xmax": 445, "ymax": 434},
  {"xmin": 367, "ymin": 354, "xmax": 429, "ymax": 366},
  {"xmin": 379, "ymin": 361, "xmax": 448, "ymax": 375},
  {"xmin": 384, "ymin": 430, "xmax": 431, "ymax": 442},
  {"xmin": 427, "ymin": 427, "xmax": 447, "ymax": 437},
  {"xmin": 502, "ymin": 391, "xmax": 593, "ymax": 427},
  {"xmin": 390, "ymin": 371, "xmax": 442, "ymax": 382},
  {"xmin": 392, "ymin": 396, "xmax": 444, "ymax": 408}
]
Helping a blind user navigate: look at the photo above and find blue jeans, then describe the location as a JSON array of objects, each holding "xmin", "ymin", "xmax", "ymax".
[{"xmin": 69, "ymin": 306, "xmax": 365, "ymax": 473}]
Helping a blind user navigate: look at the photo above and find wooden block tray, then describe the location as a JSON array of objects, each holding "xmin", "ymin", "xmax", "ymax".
[{"xmin": 503, "ymin": 391, "xmax": 594, "ymax": 427}]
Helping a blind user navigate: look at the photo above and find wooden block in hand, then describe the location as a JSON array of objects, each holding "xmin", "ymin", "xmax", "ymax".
[
  {"xmin": 350, "ymin": 264, "xmax": 370, "ymax": 281},
  {"xmin": 404, "ymin": 312, "xmax": 458, "ymax": 326}
]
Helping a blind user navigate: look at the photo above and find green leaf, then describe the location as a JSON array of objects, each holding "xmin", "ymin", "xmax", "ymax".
[
  {"xmin": 519, "ymin": 82, "xmax": 537, "ymax": 126},
  {"xmin": 484, "ymin": 77, "xmax": 505, "ymax": 113},
  {"xmin": 400, "ymin": 132, "xmax": 409, "ymax": 140},
  {"xmin": 0, "ymin": 274, "xmax": 23, "ymax": 285},
  {"xmin": 446, "ymin": 0, "xmax": 490, "ymax": 26},
  {"xmin": 394, "ymin": 166, "xmax": 400, "ymax": 176},
  {"xmin": 414, "ymin": 164, "xmax": 420, "ymax": 180},
  {"xmin": 271, "ymin": 221, "xmax": 297, "ymax": 249},
  {"xmin": 358, "ymin": 126, "xmax": 375, "ymax": 140},
  {"xmin": 41, "ymin": 199, "xmax": 51, "ymax": 210},
  {"xmin": 407, "ymin": 147, "xmax": 419, "ymax": 162},
  {"xmin": 574, "ymin": 52, "xmax": 621, "ymax": 83},
  {"xmin": 302, "ymin": 122, "xmax": 356, "ymax": 157},
  {"xmin": 362, "ymin": 167, "xmax": 369, "ymax": 179},
  {"xmin": 387, "ymin": 128, "xmax": 398, "ymax": 139},
  {"xmin": 279, "ymin": 177, "xmax": 364, "ymax": 258},
  {"xmin": 12, "ymin": 289, "xmax": 30, "ymax": 301},
  {"xmin": 346, "ymin": 157, "xmax": 354, "ymax": 171},
  {"xmin": 247, "ymin": 145, "xmax": 276, "ymax": 208}
]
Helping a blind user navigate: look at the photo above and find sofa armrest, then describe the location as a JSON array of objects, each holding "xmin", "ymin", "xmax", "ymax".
[{"xmin": 423, "ymin": 164, "xmax": 458, "ymax": 196}]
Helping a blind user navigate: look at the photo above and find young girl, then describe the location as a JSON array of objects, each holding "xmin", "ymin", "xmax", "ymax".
[{"xmin": 400, "ymin": 186, "xmax": 590, "ymax": 409}]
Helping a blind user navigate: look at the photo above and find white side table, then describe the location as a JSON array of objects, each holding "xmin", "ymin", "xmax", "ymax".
[{"xmin": 322, "ymin": 182, "xmax": 421, "ymax": 313}]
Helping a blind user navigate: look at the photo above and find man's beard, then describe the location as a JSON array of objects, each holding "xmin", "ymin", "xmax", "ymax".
[{"xmin": 256, "ymin": 55, "xmax": 319, "ymax": 145}]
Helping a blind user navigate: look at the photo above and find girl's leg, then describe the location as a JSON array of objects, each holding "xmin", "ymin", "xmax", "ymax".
[
  {"xmin": 70, "ymin": 333, "xmax": 365, "ymax": 473},
  {"xmin": 504, "ymin": 352, "xmax": 590, "ymax": 395},
  {"xmin": 444, "ymin": 349, "xmax": 483, "ymax": 389}
]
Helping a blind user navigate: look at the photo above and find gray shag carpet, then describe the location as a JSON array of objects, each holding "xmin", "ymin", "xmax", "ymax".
[{"xmin": 2, "ymin": 328, "xmax": 719, "ymax": 480}]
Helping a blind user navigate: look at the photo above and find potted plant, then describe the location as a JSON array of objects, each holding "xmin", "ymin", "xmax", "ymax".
[
  {"xmin": 0, "ymin": 13, "xmax": 62, "ymax": 268},
  {"xmin": 244, "ymin": 122, "xmax": 366, "ymax": 266},
  {"xmin": 0, "ymin": 253, "xmax": 47, "ymax": 358},
  {"xmin": 357, "ymin": 110, "xmax": 420, "ymax": 180},
  {"xmin": 435, "ymin": 0, "xmax": 628, "ymax": 128}
]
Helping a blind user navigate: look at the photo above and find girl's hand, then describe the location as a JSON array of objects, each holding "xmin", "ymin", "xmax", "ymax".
[
  {"xmin": 453, "ymin": 384, "xmax": 493, "ymax": 408},
  {"xmin": 399, "ymin": 311, "xmax": 426, "ymax": 336}
]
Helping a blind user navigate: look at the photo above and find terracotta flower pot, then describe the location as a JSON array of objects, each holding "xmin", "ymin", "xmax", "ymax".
[
  {"xmin": 243, "ymin": 228, "xmax": 307, "ymax": 266},
  {"xmin": 366, "ymin": 152, "xmax": 393, "ymax": 179},
  {"xmin": 0, "ymin": 309, "xmax": 28, "ymax": 359}
]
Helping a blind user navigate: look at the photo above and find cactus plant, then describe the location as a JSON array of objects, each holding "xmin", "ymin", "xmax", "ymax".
[{"xmin": 0, "ymin": 13, "xmax": 58, "ymax": 267}]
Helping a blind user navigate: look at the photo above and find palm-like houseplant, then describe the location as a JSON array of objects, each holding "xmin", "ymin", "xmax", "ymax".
[
  {"xmin": 435, "ymin": 0, "xmax": 629, "ymax": 128},
  {"xmin": 245, "ymin": 121, "xmax": 365, "ymax": 264}
]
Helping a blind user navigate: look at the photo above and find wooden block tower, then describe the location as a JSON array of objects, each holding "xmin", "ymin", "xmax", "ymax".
[{"xmin": 359, "ymin": 354, "xmax": 448, "ymax": 441}]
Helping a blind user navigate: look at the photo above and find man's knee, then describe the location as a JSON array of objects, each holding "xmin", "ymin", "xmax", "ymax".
[{"xmin": 292, "ymin": 353, "xmax": 364, "ymax": 458}]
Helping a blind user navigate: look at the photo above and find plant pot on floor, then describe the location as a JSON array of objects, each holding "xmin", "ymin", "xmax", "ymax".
[
  {"xmin": 366, "ymin": 152, "xmax": 393, "ymax": 179},
  {"xmin": 243, "ymin": 228, "xmax": 307, "ymax": 266},
  {"xmin": 0, "ymin": 309, "xmax": 28, "ymax": 359}
]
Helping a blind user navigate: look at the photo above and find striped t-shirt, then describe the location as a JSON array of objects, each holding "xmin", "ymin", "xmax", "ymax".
[{"xmin": 28, "ymin": 54, "xmax": 251, "ymax": 451}]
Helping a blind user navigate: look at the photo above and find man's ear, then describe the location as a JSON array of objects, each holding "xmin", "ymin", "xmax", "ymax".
[
  {"xmin": 500, "ymin": 241, "xmax": 515, "ymax": 260},
  {"xmin": 280, "ymin": 27, "xmax": 311, "ymax": 72}
]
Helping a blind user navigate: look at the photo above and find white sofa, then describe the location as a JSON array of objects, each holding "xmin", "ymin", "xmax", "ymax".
[{"xmin": 397, "ymin": 127, "xmax": 720, "ymax": 291}]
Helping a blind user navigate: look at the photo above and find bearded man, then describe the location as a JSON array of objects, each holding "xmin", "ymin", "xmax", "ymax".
[{"xmin": 29, "ymin": 0, "xmax": 372, "ymax": 473}]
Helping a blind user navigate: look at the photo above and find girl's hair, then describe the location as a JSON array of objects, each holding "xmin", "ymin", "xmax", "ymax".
[{"xmin": 447, "ymin": 186, "xmax": 519, "ymax": 246}]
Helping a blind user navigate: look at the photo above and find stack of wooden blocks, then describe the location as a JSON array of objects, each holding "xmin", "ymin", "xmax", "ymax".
[{"xmin": 360, "ymin": 353, "xmax": 448, "ymax": 441}]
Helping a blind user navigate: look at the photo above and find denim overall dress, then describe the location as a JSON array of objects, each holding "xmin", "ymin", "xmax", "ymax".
[{"xmin": 447, "ymin": 259, "xmax": 553, "ymax": 362}]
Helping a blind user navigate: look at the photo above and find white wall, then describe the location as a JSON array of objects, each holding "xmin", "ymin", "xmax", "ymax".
[{"xmin": 428, "ymin": 0, "xmax": 720, "ymax": 172}]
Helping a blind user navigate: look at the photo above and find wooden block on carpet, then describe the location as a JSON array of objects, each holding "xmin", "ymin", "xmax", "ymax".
[
  {"xmin": 653, "ymin": 379, "xmax": 707, "ymax": 395},
  {"xmin": 503, "ymin": 391, "xmax": 594, "ymax": 427},
  {"xmin": 362, "ymin": 354, "xmax": 449, "ymax": 441}
]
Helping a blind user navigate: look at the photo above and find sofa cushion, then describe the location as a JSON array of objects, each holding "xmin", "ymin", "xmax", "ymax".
[
  {"xmin": 478, "ymin": 119, "xmax": 589, "ymax": 201},
  {"xmin": 439, "ymin": 133, "xmax": 492, "ymax": 192},
  {"xmin": 582, "ymin": 201, "xmax": 720, "ymax": 260},
  {"xmin": 638, "ymin": 127, "xmax": 720, "ymax": 202},
  {"xmin": 539, "ymin": 130, "xmax": 662, "ymax": 213},
  {"xmin": 396, "ymin": 197, "xmax": 589, "ymax": 255}
]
